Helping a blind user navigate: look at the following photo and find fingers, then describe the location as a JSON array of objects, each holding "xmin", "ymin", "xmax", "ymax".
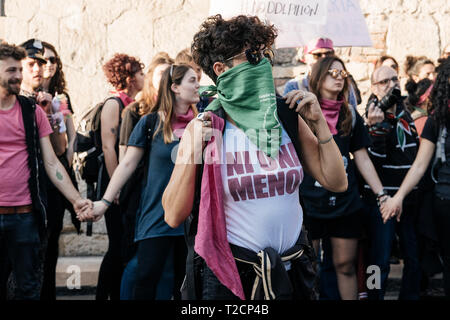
[
  {"xmin": 284, "ymin": 90, "xmax": 305, "ymax": 109},
  {"xmin": 396, "ymin": 207, "xmax": 403, "ymax": 222},
  {"xmin": 295, "ymin": 95, "xmax": 315, "ymax": 114}
]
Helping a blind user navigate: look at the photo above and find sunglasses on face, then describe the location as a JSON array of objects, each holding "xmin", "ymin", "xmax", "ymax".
[
  {"xmin": 226, "ymin": 48, "xmax": 274, "ymax": 65},
  {"xmin": 327, "ymin": 69, "xmax": 348, "ymax": 79},
  {"xmin": 374, "ymin": 76, "xmax": 399, "ymax": 86},
  {"xmin": 312, "ymin": 51, "xmax": 334, "ymax": 59},
  {"xmin": 45, "ymin": 56, "xmax": 57, "ymax": 64}
]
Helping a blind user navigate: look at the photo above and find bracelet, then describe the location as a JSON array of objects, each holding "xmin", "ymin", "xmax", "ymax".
[
  {"xmin": 318, "ymin": 135, "xmax": 333, "ymax": 144},
  {"xmin": 376, "ymin": 189, "xmax": 388, "ymax": 199},
  {"xmin": 377, "ymin": 195, "xmax": 389, "ymax": 207},
  {"xmin": 101, "ymin": 198, "xmax": 112, "ymax": 207}
]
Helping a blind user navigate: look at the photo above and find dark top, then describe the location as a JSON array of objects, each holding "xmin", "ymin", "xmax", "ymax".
[
  {"xmin": 364, "ymin": 103, "xmax": 420, "ymax": 205},
  {"xmin": 300, "ymin": 111, "xmax": 371, "ymax": 219},
  {"xmin": 127, "ymin": 115, "xmax": 184, "ymax": 240},
  {"xmin": 421, "ymin": 116, "xmax": 450, "ymax": 199}
]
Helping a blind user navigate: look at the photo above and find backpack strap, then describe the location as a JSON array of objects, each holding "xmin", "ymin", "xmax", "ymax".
[{"xmin": 141, "ymin": 113, "xmax": 158, "ymax": 189}]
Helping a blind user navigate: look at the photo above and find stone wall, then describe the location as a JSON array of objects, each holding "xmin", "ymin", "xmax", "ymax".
[{"xmin": 0, "ymin": 0, "xmax": 448, "ymax": 256}]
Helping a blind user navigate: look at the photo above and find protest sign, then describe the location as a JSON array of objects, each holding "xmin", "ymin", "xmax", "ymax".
[{"xmin": 209, "ymin": 0, "xmax": 372, "ymax": 48}]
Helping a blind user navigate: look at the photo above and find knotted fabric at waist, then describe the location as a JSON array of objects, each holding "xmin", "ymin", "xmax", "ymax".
[{"xmin": 229, "ymin": 239, "xmax": 305, "ymax": 300}]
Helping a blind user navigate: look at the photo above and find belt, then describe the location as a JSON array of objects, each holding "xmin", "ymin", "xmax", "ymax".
[{"xmin": 0, "ymin": 205, "xmax": 33, "ymax": 214}]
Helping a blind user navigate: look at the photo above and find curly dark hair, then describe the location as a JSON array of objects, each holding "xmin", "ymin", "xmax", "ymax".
[
  {"xmin": 103, "ymin": 53, "xmax": 144, "ymax": 90},
  {"xmin": 0, "ymin": 42, "xmax": 26, "ymax": 61},
  {"xmin": 191, "ymin": 14, "xmax": 277, "ymax": 83},
  {"xmin": 405, "ymin": 78, "xmax": 433, "ymax": 113},
  {"xmin": 42, "ymin": 41, "xmax": 66, "ymax": 96},
  {"xmin": 429, "ymin": 57, "xmax": 450, "ymax": 125}
]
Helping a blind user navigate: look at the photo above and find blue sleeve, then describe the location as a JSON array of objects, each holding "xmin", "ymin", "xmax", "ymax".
[
  {"xmin": 127, "ymin": 115, "xmax": 148, "ymax": 148},
  {"xmin": 348, "ymin": 85, "xmax": 357, "ymax": 107},
  {"xmin": 283, "ymin": 80, "xmax": 299, "ymax": 95}
]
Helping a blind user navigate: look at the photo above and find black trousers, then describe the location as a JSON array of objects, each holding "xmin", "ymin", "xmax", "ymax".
[
  {"xmin": 96, "ymin": 203, "xmax": 124, "ymax": 300},
  {"xmin": 40, "ymin": 184, "xmax": 65, "ymax": 300},
  {"xmin": 433, "ymin": 196, "xmax": 450, "ymax": 297},
  {"xmin": 134, "ymin": 236, "xmax": 186, "ymax": 300}
]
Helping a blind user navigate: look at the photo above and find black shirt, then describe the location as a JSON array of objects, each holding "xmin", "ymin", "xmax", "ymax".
[
  {"xmin": 300, "ymin": 111, "xmax": 371, "ymax": 219},
  {"xmin": 364, "ymin": 104, "xmax": 420, "ymax": 205},
  {"xmin": 421, "ymin": 116, "xmax": 450, "ymax": 199}
]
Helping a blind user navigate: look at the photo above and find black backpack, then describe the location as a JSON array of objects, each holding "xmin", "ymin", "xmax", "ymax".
[{"xmin": 74, "ymin": 96, "xmax": 124, "ymax": 185}]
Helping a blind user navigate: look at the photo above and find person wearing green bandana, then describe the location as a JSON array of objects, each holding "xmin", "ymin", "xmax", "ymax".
[{"xmin": 162, "ymin": 15, "xmax": 348, "ymax": 300}]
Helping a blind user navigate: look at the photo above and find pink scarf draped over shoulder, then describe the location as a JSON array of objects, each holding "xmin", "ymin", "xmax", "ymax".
[{"xmin": 193, "ymin": 112, "xmax": 246, "ymax": 300}]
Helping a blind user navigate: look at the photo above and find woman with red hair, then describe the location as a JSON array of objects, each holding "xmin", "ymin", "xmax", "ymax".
[{"xmin": 96, "ymin": 53, "xmax": 144, "ymax": 300}]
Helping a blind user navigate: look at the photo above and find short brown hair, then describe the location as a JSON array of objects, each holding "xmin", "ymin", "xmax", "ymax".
[
  {"xmin": 103, "ymin": 53, "xmax": 144, "ymax": 90},
  {"xmin": 0, "ymin": 42, "xmax": 26, "ymax": 61}
]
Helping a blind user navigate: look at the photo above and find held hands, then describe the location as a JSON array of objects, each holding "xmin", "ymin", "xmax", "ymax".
[
  {"xmin": 76, "ymin": 200, "xmax": 108, "ymax": 222},
  {"xmin": 380, "ymin": 194, "xmax": 403, "ymax": 224},
  {"xmin": 73, "ymin": 198, "xmax": 93, "ymax": 221},
  {"xmin": 283, "ymin": 90, "xmax": 323, "ymax": 123}
]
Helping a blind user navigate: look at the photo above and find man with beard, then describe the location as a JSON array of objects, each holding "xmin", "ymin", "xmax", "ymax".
[{"xmin": 0, "ymin": 42, "xmax": 92, "ymax": 300}]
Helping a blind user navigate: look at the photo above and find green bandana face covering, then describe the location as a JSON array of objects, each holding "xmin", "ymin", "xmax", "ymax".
[{"xmin": 201, "ymin": 58, "xmax": 282, "ymax": 158}]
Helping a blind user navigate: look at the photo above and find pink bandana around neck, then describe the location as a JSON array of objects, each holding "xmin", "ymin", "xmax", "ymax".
[
  {"xmin": 320, "ymin": 98, "xmax": 343, "ymax": 135},
  {"xmin": 172, "ymin": 107, "xmax": 195, "ymax": 138}
]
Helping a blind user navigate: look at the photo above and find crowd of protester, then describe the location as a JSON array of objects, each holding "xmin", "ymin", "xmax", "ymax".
[{"xmin": 0, "ymin": 14, "xmax": 449, "ymax": 301}]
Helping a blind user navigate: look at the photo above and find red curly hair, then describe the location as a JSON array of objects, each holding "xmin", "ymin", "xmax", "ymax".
[{"xmin": 103, "ymin": 53, "xmax": 144, "ymax": 90}]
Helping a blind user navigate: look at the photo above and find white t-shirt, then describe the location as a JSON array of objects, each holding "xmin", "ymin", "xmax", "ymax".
[{"xmin": 221, "ymin": 121, "xmax": 304, "ymax": 254}]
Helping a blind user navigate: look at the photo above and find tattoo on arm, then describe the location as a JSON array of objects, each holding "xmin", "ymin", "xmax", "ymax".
[
  {"xmin": 56, "ymin": 170, "xmax": 64, "ymax": 181},
  {"xmin": 111, "ymin": 127, "xmax": 117, "ymax": 136}
]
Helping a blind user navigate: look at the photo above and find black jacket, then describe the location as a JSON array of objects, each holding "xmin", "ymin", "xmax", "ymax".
[{"xmin": 17, "ymin": 95, "xmax": 48, "ymax": 238}]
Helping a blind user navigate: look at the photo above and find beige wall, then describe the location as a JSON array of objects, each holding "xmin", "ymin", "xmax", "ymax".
[
  {"xmin": 1, "ymin": 0, "xmax": 448, "ymax": 255},
  {"xmin": 1, "ymin": 0, "xmax": 449, "ymax": 118}
]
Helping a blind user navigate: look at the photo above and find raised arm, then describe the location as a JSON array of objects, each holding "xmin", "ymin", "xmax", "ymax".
[
  {"xmin": 285, "ymin": 90, "xmax": 347, "ymax": 193},
  {"xmin": 163, "ymin": 114, "xmax": 209, "ymax": 228}
]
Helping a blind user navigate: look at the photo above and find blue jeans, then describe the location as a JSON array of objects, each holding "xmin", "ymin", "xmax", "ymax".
[
  {"xmin": 120, "ymin": 253, "xmax": 175, "ymax": 300},
  {"xmin": 363, "ymin": 203, "xmax": 421, "ymax": 300},
  {"xmin": 134, "ymin": 236, "xmax": 186, "ymax": 300},
  {"xmin": 0, "ymin": 212, "xmax": 41, "ymax": 300}
]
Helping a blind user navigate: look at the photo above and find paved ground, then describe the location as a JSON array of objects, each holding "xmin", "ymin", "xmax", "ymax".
[{"xmin": 54, "ymin": 256, "xmax": 445, "ymax": 300}]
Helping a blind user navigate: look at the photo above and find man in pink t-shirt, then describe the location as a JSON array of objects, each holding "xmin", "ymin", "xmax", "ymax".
[{"xmin": 0, "ymin": 42, "xmax": 92, "ymax": 300}]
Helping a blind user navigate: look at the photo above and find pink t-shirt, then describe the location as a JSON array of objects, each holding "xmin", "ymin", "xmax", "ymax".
[{"xmin": 0, "ymin": 100, "xmax": 53, "ymax": 206}]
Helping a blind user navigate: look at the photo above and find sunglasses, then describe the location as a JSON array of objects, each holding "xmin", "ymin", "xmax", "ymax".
[
  {"xmin": 45, "ymin": 56, "xmax": 57, "ymax": 64},
  {"xmin": 226, "ymin": 48, "xmax": 274, "ymax": 65},
  {"xmin": 374, "ymin": 76, "xmax": 399, "ymax": 86},
  {"xmin": 327, "ymin": 69, "xmax": 348, "ymax": 79},
  {"xmin": 312, "ymin": 51, "xmax": 334, "ymax": 59}
]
